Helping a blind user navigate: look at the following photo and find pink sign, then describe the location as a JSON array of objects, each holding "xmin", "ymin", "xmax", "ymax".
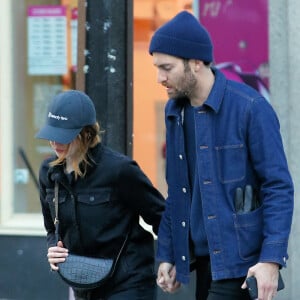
[
  {"xmin": 28, "ymin": 5, "xmax": 66, "ymax": 17},
  {"xmin": 71, "ymin": 7, "xmax": 78, "ymax": 20},
  {"xmin": 199, "ymin": 0, "xmax": 269, "ymax": 99}
]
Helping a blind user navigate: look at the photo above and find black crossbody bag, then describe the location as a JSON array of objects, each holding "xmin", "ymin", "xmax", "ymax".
[{"xmin": 53, "ymin": 181, "xmax": 129, "ymax": 289}]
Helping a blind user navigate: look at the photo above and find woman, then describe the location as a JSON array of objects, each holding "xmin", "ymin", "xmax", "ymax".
[{"xmin": 36, "ymin": 90, "xmax": 165, "ymax": 300}]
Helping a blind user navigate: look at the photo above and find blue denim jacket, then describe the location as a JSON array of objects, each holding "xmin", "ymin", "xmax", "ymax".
[{"xmin": 156, "ymin": 68, "xmax": 294, "ymax": 284}]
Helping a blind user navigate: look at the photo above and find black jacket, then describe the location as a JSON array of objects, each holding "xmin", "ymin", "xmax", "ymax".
[{"xmin": 39, "ymin": 143, "xmax": 165, "ymax": 290}]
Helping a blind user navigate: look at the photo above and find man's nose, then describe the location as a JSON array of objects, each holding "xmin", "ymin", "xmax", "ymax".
[{"xmin": 157, "ymin": 70, "xmax": 167, "ymax": 84}]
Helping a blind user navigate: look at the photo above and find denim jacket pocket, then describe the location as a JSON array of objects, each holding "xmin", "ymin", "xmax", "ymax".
[
  {"xmin": 233, "ymin": 206, "xmax": 263, "ymax": 260},
  {"xmin": 216, "ymin": 144, "xmax": 245, "ymax": 183}
]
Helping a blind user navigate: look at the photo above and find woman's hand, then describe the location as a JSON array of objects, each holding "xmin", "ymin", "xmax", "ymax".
[
  {"xmin": 157, "ymin": 262, "xmax": 181, "ymax": 293},
  {"xmin": 47, "ymin": 240, "xmax": 68, "ymax": 271}
]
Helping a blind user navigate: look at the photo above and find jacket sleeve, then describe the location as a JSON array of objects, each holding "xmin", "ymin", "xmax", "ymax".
[
  {"xmin": 155, "ymin": 195, "xmax": 175, "ymax": 264},
  {"xmin": 38, "ymin": 161, "xmax": 57, "ymax": 248},
  {"xmin": 155, "ymin": 99, "xmax": 176, "ymax": 264},
  {"xmin": 117, "ymin": 160, "xmax": 165, "ymax": 235},
  {"xmin": 247, "ymin": 97, "xmax": 294, "ymax": 266}
]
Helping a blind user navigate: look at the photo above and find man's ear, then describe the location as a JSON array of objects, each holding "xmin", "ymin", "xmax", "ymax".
[{"xmin": 193, "ymin": 59, "xmax": 204, "ymax": 72}]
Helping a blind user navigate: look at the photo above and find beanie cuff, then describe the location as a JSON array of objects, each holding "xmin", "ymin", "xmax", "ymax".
[
  {"xmin": 150, "ymin": 34, "xmax": 213, "ymax": 62},
  {"xmin": 148, "ymin": 11, "xmax": 213, "ymax": 62}
]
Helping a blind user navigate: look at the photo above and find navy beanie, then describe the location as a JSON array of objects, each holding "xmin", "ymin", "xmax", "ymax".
[{"xmin": 149, "ymin": 11, "xmax": 213, "ymax": 62}]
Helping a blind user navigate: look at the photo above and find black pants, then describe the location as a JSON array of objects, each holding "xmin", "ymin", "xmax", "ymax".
[
  {"xmin": 194, "ymin": 257, "xmax": 251, "ymax": 300},
  {"xmin": 73, "ymin": 284, "xmax": 157, "ymax": 300}
]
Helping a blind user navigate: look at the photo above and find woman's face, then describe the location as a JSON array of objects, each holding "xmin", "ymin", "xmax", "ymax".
[{"xmin": 49, "ymin": 138, "xmax": 79, "ymax": 160}]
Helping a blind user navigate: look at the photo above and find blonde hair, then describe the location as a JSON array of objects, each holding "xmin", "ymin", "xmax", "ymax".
[{"xmin": 49, "ymin": 122, "xmax": 102, "ymax": 179}]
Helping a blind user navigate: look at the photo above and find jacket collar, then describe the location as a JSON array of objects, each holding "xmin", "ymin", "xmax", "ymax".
[{"xmin": 204, "ymin": 68, "xmax": 226, "ymax": 113}]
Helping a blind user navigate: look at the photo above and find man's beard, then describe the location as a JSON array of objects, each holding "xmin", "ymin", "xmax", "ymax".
[
  {"xmin": 172, "ymin": 71, "xmax": 197, "ymax": 102},
  {"xmin": 173, "ymin": 90, "xmax": 187, "ymax": 99}
]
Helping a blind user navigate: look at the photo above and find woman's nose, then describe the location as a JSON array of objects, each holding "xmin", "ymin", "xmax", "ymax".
[{"xmin": 50, "ymin": 141, "xmax": 63, "ymax": 147}]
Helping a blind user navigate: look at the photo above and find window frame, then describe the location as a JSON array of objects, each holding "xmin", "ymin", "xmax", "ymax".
[{"xmin": 0, "ymin": 1, "xmax": 44, "ymax": 236}]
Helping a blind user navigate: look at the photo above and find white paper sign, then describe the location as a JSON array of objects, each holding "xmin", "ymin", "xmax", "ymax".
[{"xmin": 27, "ymin": 5, "xmax": 67, "ymax": 75}]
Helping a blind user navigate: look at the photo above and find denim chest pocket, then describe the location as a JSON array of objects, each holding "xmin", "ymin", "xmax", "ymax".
[
  {"xmin": 77, "ymin": 188, "xmax": 112, "ymax": 206},
  {"xmin": 233, "ymin": 206, "xmax": 263, "ymax": 260},
  {"xmin": 215, "ymin": 144, "xmax": 245, "ymax": 183}
]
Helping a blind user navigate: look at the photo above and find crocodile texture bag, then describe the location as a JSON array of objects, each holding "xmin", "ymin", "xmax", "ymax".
[
  {"xmin": 53, "ymin": 181, "xmax": 129, "ymax": 289},
  {"xmin": 58, "ymin": 254, "xmax": 115, "ymax": 289}
]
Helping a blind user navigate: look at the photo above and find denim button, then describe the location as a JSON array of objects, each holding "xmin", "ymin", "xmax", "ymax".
[{"xmin": 203, "ymin": 180, "xmax": 212, "ymax": 184}]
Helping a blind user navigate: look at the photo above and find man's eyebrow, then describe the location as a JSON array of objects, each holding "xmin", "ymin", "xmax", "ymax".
[{"xmin": 156, "ymin": 62, "xmax": 172, "ymax": 68}]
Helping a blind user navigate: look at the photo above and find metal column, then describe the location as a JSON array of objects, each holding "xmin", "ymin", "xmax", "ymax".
[{"xmin": 78, "ymin": 0, "xmax": 133, "ymax": 156}]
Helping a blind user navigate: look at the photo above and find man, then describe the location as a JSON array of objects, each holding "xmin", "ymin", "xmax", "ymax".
[{"xmin": 149, "ymin": 11, "xmax": 294, "ymax": 300}]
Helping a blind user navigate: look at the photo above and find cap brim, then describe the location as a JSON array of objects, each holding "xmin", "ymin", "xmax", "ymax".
[{"xmin": 35, "ymin": 124, "xmax": 82, "ymax": 144}]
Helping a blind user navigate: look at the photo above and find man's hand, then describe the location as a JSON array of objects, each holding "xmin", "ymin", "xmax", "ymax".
[
  {"xmin": 242, "ymin": 262, "xmax": 280, "ymax": 299},
  {"xmin": 157, "ymin": 262, "xmax": 181, "ymax": 293},
  {"xmin": 47, "ymin": 240, "xmax": 68, "ymax": 271}
]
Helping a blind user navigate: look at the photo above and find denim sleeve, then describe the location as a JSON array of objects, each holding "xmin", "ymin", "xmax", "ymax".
[
  {"xmin": 156, "ymin": 196, "xmax": 175, "ymax": 264},
  {"xmin": 247, "ymin": 97, "xmax": 294, "ymax": 266}
]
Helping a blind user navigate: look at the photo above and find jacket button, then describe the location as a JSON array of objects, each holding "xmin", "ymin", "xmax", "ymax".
[
  {"xmin": 89, "ymin": 196, "xmax": 95, "ymax": 202},
  {"xmin": 181, "ymin": 221, "xmax": 186, "ymax": 227},
  {"xmin": 181, "ymin": 256, "xmax": 186, "ymax": 261},
  {"xmin": 208, "ymin": 215, "xmax": 216, "ymax": 219},
  {"xmin": 203, "ymin": 180, "xmax": 212, "ymax": 185},
  {"xmin": 182, "ymin": 188, "xmax": 187, "ymax": 193},
  {"xmin": 179, "ymin": 154, "xmax": 183, "ymax": 160}
]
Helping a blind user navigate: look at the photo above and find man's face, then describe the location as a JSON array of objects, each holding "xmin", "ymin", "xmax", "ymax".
[{"xmin": 152, "ymin": 53, "xmax": 197, "ymax": 99}]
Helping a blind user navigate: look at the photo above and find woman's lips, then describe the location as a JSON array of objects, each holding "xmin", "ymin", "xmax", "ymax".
[{"xmin": 55, "ymin": 149, "xmax": 65, "ymax": 154}]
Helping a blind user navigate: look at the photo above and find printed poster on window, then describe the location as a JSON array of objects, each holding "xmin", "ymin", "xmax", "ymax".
[
  {"xmin": 199, "ymin": 0, "xmax": 269, "ymax": 101},
  {"xmin": 27, "ymin": 5, "xmax": 67, "ymax": 75}
]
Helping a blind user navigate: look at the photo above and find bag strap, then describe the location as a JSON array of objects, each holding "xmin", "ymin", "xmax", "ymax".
[
  {"xmin": 53, "ymin": 180, "xmax": 130, "ymax": 258},
  {"xmin": 54, "ymin": 181, "xmax": 60, "ymax": 244}
]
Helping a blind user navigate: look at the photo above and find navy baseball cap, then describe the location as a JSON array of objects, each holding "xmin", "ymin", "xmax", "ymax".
[{"xmin": 35, "ymin": 90, "xmax": 96, "ymax": 144}]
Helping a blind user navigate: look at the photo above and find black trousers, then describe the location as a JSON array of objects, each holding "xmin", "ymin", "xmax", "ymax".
[
  {"xmin": 194, "ymin": 257, "xmax": 252, "ymax": 300},
  {"xmin": 73, "ymin": 284, "xmax": 156, "ymax": 300}
]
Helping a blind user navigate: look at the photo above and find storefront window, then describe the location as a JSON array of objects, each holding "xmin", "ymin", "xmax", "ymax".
[
  {"xmin": 0, "ymin": 0, "xmax": 77, "ymax": 233},
  {"xmin": 1, "ymin": 0, "xmax": 191, "ymax": 232}
]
